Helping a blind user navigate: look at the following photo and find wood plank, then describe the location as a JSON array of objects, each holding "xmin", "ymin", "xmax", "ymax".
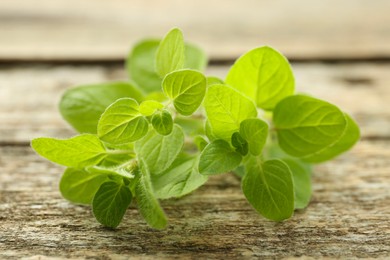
[
  {"xmin": 0, "ymin": 63, "xmax": 389, "ymax": 143},
  {"xmin": 0, "ymin": 0, "xmax": 389, "ymax": 60},
  {"xmin": 0, "ymin": 140, "xmax": 389, "ymax": 258}
]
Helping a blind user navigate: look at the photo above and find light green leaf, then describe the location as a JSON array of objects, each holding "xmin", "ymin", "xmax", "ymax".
[
  {"xmin": 242, "ymin": 157, "xmax": 294, "ymax": 221},
  {"xmin": 156, "ymin": 28, "xmax": 185, "ymax": 78},
  {"xmin": 98, "ymin": 98, "xmax": 149, "ymax": 144},
  {"xmin": 199, "ymin": 140, "xmax": 242, "ymax": 175},
  {"xmin": 60, "ymin": 168, "xmax": 109, "ymax": 205},
  {"xmin": 135, "ymin": 125, "xmax": 184, "ymax": 174},
  {"xmin": 225, "ymin": 46, "xmax": 295, "ymax": 110},
  {"xmin": 240, "ymin": 118, "xmax": 268, "ymax": 156},
  {"xmin": 31, "ymin": 134, "xmax": 107, "ymax": 168},
  {"xmin": 92, "ymin": 181, "xmax": 133, "ymax": 228},
  {"xmin": 302, "ymin": 113, "xmax": 360, "ymax": 163},
  {"xmin": 281, "ymin": 158, "xmax": 312, "ymax": 209},
  {"xmin": 207, "ymin": 76, "xmax": 224, "ymax": 86},
  {"xmin": 59, "ymin": 81, "xmax": 143, "ymax": 133},
  {"xmin": 162, "ymin": 69, "xmax": 206, "ymax": 116},
  {"xmin": 152, "ymin": 155, "xmax": 208, "ymax": 199},
  {"xmin": 151, "ymin": 110, "xmax": 173, "ymax": 135},
  {"xmin": 194, "ymin": 136, "xmax": 208, "ymax": 151},
  {"xmin": 184, "ymin": 43, "xmax": 208, "ymax": 71},
  {"xmin": 273, "ymin": 95, "xmax": 347, "ymax": 157},
  {"xmin": 135, "ymin": 160, "xmax": 167, "ymax": 229},
  {"xmin": 204, "ymin": 84, "xmax": 257, "ymax": 140},
  {"xmin": 127, "ymin": 39, "xmax": 207, "ymax": 93},
  {"xmin": 126, "ymin": 40, "xmax": 162, "ymax": 93},
  {"xmin": 139, "ymin": 100, "xmax": 164, "ymax": 116},
  {"xmin": 174, "ymin": 117, "xmax": 204, "ymax": 136}
]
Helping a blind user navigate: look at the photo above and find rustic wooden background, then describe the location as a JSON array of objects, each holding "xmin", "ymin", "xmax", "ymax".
[{"xmin": 0, "ymin": 0, "xmax": 389, "ymax": 258}]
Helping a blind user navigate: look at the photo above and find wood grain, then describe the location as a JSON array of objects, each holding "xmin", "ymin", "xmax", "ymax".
[
  {"xmin": 1, "ymin": 63, "xmax": 389, "ymax": 143},
  {"xmin": 0, "ymin": 0, "xmax": 389, "ymax": 61},
  {"xmin": 0, "ymin": 139, "xmax": 389, "ymax": 258}
]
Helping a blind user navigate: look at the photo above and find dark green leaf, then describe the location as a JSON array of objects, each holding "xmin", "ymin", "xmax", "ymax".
[
  {"xmin": 242, "ymin": 157, "xmax": 294, "ymax": 221},
  {"xmin": 92, "ymin": 181, "xmax": 133, "ymax": 228}
]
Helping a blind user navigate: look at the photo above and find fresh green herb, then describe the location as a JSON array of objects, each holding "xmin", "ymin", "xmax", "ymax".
[{"xmin": 31, "ymin": 28, "xmax": 360, "ymax": 229}]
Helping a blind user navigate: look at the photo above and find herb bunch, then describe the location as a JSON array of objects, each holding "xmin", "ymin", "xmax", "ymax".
[{"xmin": 32, "ymin": 28, "xmax": 360, "ymax": 229}]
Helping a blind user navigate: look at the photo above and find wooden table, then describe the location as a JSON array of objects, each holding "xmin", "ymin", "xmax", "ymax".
[{"xmin": 1, "ymin": 1, "xmax": 389, "ymax": 258}]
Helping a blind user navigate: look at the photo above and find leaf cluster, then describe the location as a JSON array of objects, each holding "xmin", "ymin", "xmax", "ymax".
[{"xmin": 32, "ymin": 28, "xmax": 360, "ymax": 229}]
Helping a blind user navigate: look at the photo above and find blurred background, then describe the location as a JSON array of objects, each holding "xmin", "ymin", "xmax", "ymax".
[{"xmin": 0, "ymin": 0, "xmax": 389, "ymax": 61}]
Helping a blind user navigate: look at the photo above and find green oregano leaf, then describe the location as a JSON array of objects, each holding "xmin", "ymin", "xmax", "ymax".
[
  {"xmin": 152, "ymin": 155, "xmax": 208, "ymax": 199},
  {"xmin": 302, "ymin": 113, "xmax": 360, "ymax": 163},
  {"xmin": 226, "ymin": 46, "xmax": 295, "ymax": 110},
  {"xmin": 207, "ymin": 76, "xmax": 224, "ymax": 86},
  {"xmin": 31, "ymin": 134, "xmax": 107, "ymax": 168},
  {"xmin": 273, "ymin": 95, "xmax": 347, "ymax": 157},
  {"xmin": 204, "ymin": 84, "xmax": 257, "ymax": 140},
  {"xmin": 98, "ymin": 98, "xmax": 149, "ymax": 144},
  {"xmin": 281, "ymin": 158, "xmax": 312, "ymax": 209},
  {"xmin": 126, "ymin": 40, "xmax": 162, "ymax": 93},
  {"xmin": 199, "ymin": 139, "xmax": 242, "ymax": 175},
  {"xmin": 139, "ymin": 100, "xmax": 164, "ymax": 116},
  {"xmin": 59, "ymin": 81, "xmax": 143, "ymax": 133},
  {"xmin": 135, "ymin": 125, "xmax": 184, "ymax": 174},
  {"xmin": 156, "ymin": 28, "xmax": 185, "ymax": 78},
  {"xmin": 92, "ymin": 181, "xmax": 133, "ymax": 228},
  {"xmin": 127, "ymin": 40, "xmax": 207, "ymax": 94},
  {"xmin": 231, "ymin": 132, "xmax": 248, "ymax": 156},
  {"xmin": 151, "ymin": 110, "xmax": 174, "ymax": 135},
  {"xmin": 60, "ymin": 168, "xmax": 109, "ymax": 205},
  {"xmin": 135, "ymin": 160, "xmax": 167, "ymax": 229},
  {"xmin": 242, "ymin": 157, "xmax": 294, "ymax": 221},
  {"xmin": 184, "ymin": 43, "xmax": 208, "ymax": 71},
  {"xmin": 162, "ymin": 69, "xmax": 207, "ymax": 116},
  {"xmin": 239, "ymin": 118, "xmax": 268, "ymax": 156}
]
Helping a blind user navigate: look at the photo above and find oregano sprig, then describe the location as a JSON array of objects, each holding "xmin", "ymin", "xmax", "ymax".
[{"xmin": 31, "ymin": 28, "xmax": 360, "ymax": 229}]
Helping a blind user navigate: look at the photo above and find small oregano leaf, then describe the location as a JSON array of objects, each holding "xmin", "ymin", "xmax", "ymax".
[
  {"xmin": 239, "ymin": 118, "xmax": 268, "ymax": 156},
  {"xmin": 31, "ymin": 134, "xmax": 107, "ymax": 168},
  {"xmin": 60, "ymin": 168, "xmax": 109, "ymax": 205},
  {"xmin": 152, "ymin": 155, "xmax": 208, "ymax": 199},
  {"xmin": 139, "ymin": 100, "xmax": 164, "ymax": 116},
  {"xmin": 225, "ymin": 46, "xmax": 295, "ymax": 110},
  {"xmin": 281, "ymin": 158, "xmax": 312, "ymax": 209},
  {"xmin": 273, "ymin": 95, "xmax": 347, "ymax": 157},
  {"xmin": 231, "ymin": 132, "xmax": 249, "ymax": 156},
  {"xmin": 136, "ymin": 160, "xmax": 167, "ymax": 229},
  {"xmin": 156, "ymin": 28, "xmax": 185, "ymax": 78},
  {"xmin": 135, "ymin": 125, "xmax": 184, "ymax": 174},
  {"xmin": 207, "ymin": 76, "xmax": 224, "ymax": 86},
  {"xmin": 302, "ymin": 113, "xmax": 360, "ymax": 163},
  {"xmin": 98, "ymin": 98, "xmax": 149, "ymax": 145},
  {"xmin": 184, "ymin": 43, "xmax": 208, "ymax": 71},
  {"xmin": 92, "ymin": 181, "xmax": 133, "ymax": 228},
  {"xmin": 151, "ymin": 110, "xmax": 174, "ymax": 135},
  {"xmin": 199, "ymin": 139, "xmax": 242, "ymax": 175},
  {"xmin": 59, "ymin": 81, "xmax": 143, "ymax": 133},
  {"xmin": 162, "ymin": 69, "xmax": 207, "ymax": 116},
  {"xmin": 204, "ymin": 84, "xmax": 257, "ymax": 140},
  {"xmin": 127, "ymin": 40, "xmax": 207, "ymax": 94},
  {"xmin": 242, "ymin": 157, "xmax": 294, "ymax": 221},
  {"xmin": 126, "ymin": 40, "xmax": 162, "ymax": 93}
]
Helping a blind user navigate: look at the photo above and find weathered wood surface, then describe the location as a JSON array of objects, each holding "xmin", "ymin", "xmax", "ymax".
[
  {"xmin": 0, "ymin": 139, "xmax": 389, "ymax": 259},
  {"xmin": 0, "ymin": 0, "xmax": 389, "ymax": 61},
  {"xmin": 1, "ymin": 64, "xmax": 389, "ymax": 144}
]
